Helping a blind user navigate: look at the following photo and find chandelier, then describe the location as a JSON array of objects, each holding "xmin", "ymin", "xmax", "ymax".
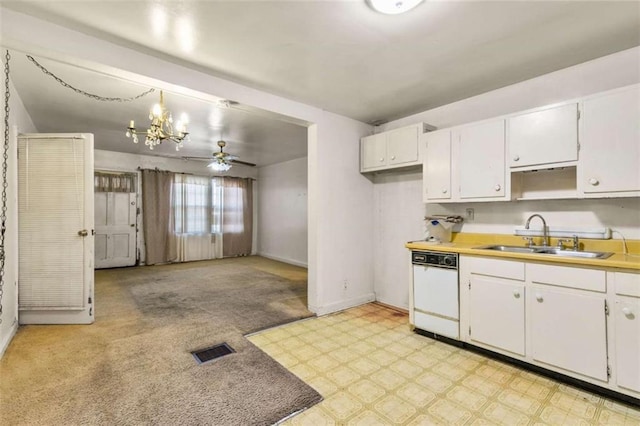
[
  {"xmin": 207, "ymin": 158, "xmax": 232, "ymax": 172},
  {"xmin": 126, "ymin": 90, "xmax": 189, "ymax": 151}
]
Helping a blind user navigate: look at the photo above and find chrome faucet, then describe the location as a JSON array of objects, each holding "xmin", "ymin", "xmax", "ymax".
[{"xmin": 525, "ymin": 214, "xmax": 549, "ymax": 247}]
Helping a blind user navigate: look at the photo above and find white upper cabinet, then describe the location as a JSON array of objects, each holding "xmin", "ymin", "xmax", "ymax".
[
  {"xmin": 423, "ymin": 119, "xmax": 507, "ymax": 203},
  {"xmin": 580, "ymin": 84, "xmax": 640, "ymax": 196},
  {"xmin": 423, "ymin": 129, "xmax": 451, "ymax": 201},
  {"xmin": 360, "ymin": 123, "xmax": 428, "ymax": 173},
  {"xmin": 508, "ymin": 103, "xmax": 578, "ymax": 168},
  {"xmin": 361, "ymin": 133, "xmax": 387, "ymax": 171},
  {"xmin": 388, "ymin": 125, "xmax": 420, "ymax": 166},
  {"xmin": 458, "ymin": 119, "xmax": 506, "ymax": 199}
]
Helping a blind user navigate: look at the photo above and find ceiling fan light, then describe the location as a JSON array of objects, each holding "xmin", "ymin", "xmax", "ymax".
[
  {"xmin": 367, "ymin": 0, "xmax": 423, "ymax": 14},
  {"xmin": 208, "ymin": 160, "xmax": 232, "ymax": 172}
]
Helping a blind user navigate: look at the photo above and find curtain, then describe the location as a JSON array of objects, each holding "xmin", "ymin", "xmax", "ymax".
[
  {"xmin": 141, "ymin": 169, "xmax": 176, "ymax": 265},
  {"xmin": 222, "ymin": 177, "xmax": 253, "ymax": 257},
  {"xmin": 173, "ymin": 174, "xmax": 223, "ymax": 261},
  {"xmin": 94, "ymin": 171, "xmax": 136, "ymax": 193}
]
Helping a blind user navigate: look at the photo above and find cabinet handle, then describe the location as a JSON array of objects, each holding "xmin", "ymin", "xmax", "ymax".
[
  {"xmin": 391, "ymin": 155, "xmax": 396, "ymax": 160},
  {"xmin": 513, "ymin": 155, "xmax": 520, "ymax": 162},
  {"xmin": 442, "ymin": 189, "xmax": 448, "ymax": 194},
  {"xmin": 513, "ymin": 290, "xmax": 520, "ymax": 298},
  {"xmin": 589, "ymin": 178, "xmax": 599, "ymax": 186},
  {"xmin": 535, "ymin": 293, "xmax": 543, "ymax": 302},
  {"xmin": 622, "ymin": 307, "xmax": 633, "ymax": 317},
  {"xmin": 494, "ymin": 184, "xmax": 501, "ymax": 191},
  {"xmin": 379, "ymin": 157, "xmax": 384, "ymax": 162}
]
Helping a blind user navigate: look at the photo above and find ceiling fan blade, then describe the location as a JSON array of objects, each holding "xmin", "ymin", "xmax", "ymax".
[
  {"xmin": 182, "ymin": 156, "xmax": 212, "ymax": 161},
  {"xmin": 231, "ymin": 159, "xmax": 257, "ymax": 167}
]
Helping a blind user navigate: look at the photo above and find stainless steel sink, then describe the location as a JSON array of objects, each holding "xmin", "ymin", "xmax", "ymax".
[
  {"xmin": 473, "ymin": 245, "xmax": 614, "ymax": 259},
  {"xmin": 473, "ymin": 245, "xmax": 539, "ymax": 254},
  {"xmin": 534, "ymin": 248, "xmax": 614, "ymax": 259}
]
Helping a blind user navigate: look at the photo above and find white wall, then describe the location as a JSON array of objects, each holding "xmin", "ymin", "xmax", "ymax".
[
  {"xmin": 308, "ymin": 114, "xmax": 376, "ymax": 315},
  {"xmin": 1, "ymin": 8, "xmax": 376, "ymax": 316},
  {"xmin": 258, "ymin": 157, "xmax": 308, "ymax": 267},
  {"xmin": 373, "ymin": 171, "xmax": 425, "ymax": 308},
  {"xmin": 0, "ymin": 79, "xmax": 37, "ymax": 358},
  {"xmin": 373, "ymin": 47, "xmax": 640, "ymax": 310}
]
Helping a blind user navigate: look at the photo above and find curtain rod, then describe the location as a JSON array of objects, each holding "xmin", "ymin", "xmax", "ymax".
[{"xmin": 136, "ymin": 166, "xmax": 256, "ymax": 180}]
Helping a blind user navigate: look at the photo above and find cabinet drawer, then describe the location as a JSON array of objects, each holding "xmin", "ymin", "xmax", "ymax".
[
  {"xmin": 528, "ymin": 263, "xmax": 605, "ymax": 292},
  {"xmin": 462, "ymin": 256, "xmax": 524, "ymax": 281},
  {"xmin": 613, "ymin": 271, "xmax": 640, "ymax": 297}
]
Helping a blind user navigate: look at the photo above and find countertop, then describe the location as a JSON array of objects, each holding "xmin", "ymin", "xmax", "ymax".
[{"xmin": 405, "ymin": 233, "xmax": 640, "ymax": 271}]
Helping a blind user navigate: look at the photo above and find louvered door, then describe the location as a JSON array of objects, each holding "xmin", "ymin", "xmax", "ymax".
[{"xmin": 18, "ymin": 133, "xmax": 94, "ymax": 324}]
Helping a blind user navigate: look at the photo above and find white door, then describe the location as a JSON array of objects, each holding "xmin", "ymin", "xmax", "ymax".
[
  {"xmin": 458, "ymin": 119, "xmax": 506, "ymax": 199},
  {"xmin": 508, "ymin": 103, "xmax": 578, "ymax": 167},
  {"xmin": 361, "ymin": 133, "xmax": 387, "ymax": 171},
  {"xmin": 614, "ymin": 296, "xmax": 640, "ymax": 393},
  {"xmin": 530, "ymin": 286, "xmax": 607, "ymax": 381},
  {"xmin": 388, "ymin": 125, "xmax": 419, "ymax": 165},
  {"xmin": 581, "ymin": 85, "xmax": 640, "ymax": 194},
  {"xmin": 18, "ymin": 133, "xmax": 94, "ymax": 325},
  {"xmin": 469, "ymin": 275, "xmax": 525, "ymax": 356},
  {"xmin": 423, "ymin": 129, "xmax": 451, "ymax": 201},
  {"xmin": 95, "ymin": 192, "xmax": 137, "ymax": 269}
]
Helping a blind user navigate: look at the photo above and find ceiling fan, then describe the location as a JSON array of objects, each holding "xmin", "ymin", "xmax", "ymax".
[{"xmin": 184, "ymin": 140, "xmax": 257, "ymax": 169}]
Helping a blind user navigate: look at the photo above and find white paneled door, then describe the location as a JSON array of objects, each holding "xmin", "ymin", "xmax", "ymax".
[
  {"xmin": 18, "ymin": 133, "xmax": 94, "ymax": 324},
  {"xmin": 95, "ymin": 192, "xmax": 137, "ymax": 269}
]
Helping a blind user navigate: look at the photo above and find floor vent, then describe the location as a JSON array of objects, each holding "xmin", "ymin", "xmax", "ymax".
[{"xmin": 192, "ymin": 343, "xmax": 235, "ymax": 364}]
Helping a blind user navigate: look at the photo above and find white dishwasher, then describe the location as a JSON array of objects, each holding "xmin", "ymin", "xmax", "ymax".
[{"xmin": 412, "ymin": 251, "xmax": 460, "ymax": 340}]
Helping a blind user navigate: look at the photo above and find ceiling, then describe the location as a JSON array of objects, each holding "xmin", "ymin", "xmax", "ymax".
[{"xmin": 2, "ymin": 1, "xmax": 639, "ymax": 164}]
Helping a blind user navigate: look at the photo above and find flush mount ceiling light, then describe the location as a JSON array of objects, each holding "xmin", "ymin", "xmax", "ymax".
[
  {"xmin": 126, "ymin": 90, "xmax": 190, "ymax": 151},
  {"xmin": 367, "ymin": 0, "xmax": 423, "ymax": 14}
]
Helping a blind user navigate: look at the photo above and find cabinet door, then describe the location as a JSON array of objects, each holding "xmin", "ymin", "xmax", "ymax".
[
  {"xmin": 361, "ymin": 133, "xmax": 387, "ymax": 171},
  {"xmin": 530, "ymin": 286, "xmax": 607, "ymax": 381},
  {"xmin": 581, "ymin": 85, "xmax": 640, "ymax": 194},
  {"xmin": 423, "ymin": 130, "xmax": 451, "ymax": 201},
  {"xmin": 458, "ymin": 120, "xmax": 506, "ymax": 199},
  {"xmin": 614, "ymin": 296, "xmax": 640, "ymax": 393},
  {"xmin": 388, "ymin": 125, "xmax": 419, "ymax": 165},
  {"xmin": 469, "ymin": 275, "xmax": 525, "ymax": 356},
  {"xmin": 509, "ymin": 103, "xmax": 578, "ymax": 167}
]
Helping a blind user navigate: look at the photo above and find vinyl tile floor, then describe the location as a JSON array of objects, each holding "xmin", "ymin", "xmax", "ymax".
[{"xmin": 248, "ymin": 303, "xmax": 640, "ymax": 425}]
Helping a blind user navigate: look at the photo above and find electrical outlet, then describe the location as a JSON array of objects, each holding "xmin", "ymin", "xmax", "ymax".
[{"xmin": 466, "ymin": 208, "xmax": 475, "ymax": 220}]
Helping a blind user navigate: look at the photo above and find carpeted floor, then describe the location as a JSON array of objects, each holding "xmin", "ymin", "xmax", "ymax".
[{"xmin": 0, "ymin": 256, "xmax": 321, "ymax": 425}]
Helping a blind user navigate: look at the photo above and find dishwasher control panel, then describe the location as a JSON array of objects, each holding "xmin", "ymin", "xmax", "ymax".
[{"xmin": 412, "ymin": 251, "xmax": 458, "ymax": 269}]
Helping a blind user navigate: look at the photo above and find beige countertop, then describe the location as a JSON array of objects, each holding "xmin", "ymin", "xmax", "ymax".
[{"xmin": 405, "ymin": 233, "xmax": 640, "ymax": 271}]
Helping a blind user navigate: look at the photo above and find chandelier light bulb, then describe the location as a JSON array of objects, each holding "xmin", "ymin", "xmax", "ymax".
[
  {"xmin": 152, "ymin": 103, "xmax": 162, "ymax": 117},
  {"xmin": 367, "ymin": 0, "xmax": 423, "ymax": 14}
]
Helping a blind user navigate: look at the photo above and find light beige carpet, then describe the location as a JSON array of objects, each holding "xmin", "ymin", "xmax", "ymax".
[{"xmin": 0, "ymin": 256, "xmax": 320, "ymax": 425}]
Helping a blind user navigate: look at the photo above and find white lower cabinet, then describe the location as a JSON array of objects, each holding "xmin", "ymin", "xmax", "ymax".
[
  {"xmin": 529, "ymin": 286, "xmax": 608, "ymax": 381},
  {"xmin": 614, "ymin": 295, "xmax": 640, "ymax": 393},
  {"xmin": 612, "ymin": 271, "xmax": 640, "ymax": 394},
  {"xmin": 469, "ymin": 275, "xmax": 525, "ymax": 356},
  {"xmin": 458, "ymin": 256, "xmax": 640, "ymax": 401}
]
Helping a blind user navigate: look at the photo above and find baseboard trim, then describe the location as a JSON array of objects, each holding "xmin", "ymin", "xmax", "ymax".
[
  {"xmin": 257, "ymin": 252, "xmax": 308, "ymax": 268},
  {"xmin": 0, "ymin": 320, "xmax": 19, "ymax": 359},
  {"xmin": 314, "ymin": 293, "xmax": 376, "ymax": 316}
]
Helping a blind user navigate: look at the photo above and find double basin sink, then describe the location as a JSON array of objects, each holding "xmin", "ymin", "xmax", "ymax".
[{"xmin": 473, "ymin": 245, "xmax": 614, "ymax": 259}]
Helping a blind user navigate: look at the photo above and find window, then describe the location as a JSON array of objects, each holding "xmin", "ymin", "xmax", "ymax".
[{"xmin": 173, "ymin": 175, "xmax": 211, "ymax": 234}]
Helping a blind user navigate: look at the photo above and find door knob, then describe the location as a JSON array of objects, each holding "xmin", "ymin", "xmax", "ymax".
[
  {"xmin": 391, "ymin": 156, "xmax": 396, "ymax": 160},
  {"xmin": 77, "ymin": 229, "xmax": 88, "ymax": 237},
  {"xmin": 379, "ymin": 158, "xmax": 384, "ymax": 162},
  {"xmin": 494, "ymin": 184, "xmax": 501, "ymax": 191},
  {"xmin": 442, "ymin": 189, "xmax": 448, "ymax": 194},
  {"xmin": 622, "ymin": 307, "xmax": 633, "ymax": 317},
  {"xmin": 589, "ymin": 178, "xmax": 599, "ymax": 186},
  {"xmin": 513, "ymin": 290, "xmax": 520, "ymax": 298},
  {"xmin": 513, "ymin": 155, "xmax": 520, "ymax": 162},
  {"xmin": 535, "ymin": 293, "xmax": 543, "ymax": 302}
]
